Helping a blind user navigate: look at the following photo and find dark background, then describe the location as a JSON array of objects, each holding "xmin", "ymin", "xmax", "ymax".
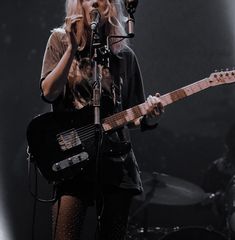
[{"xmin": 1, "ymin": 0, "xmax": 235, "ymax": 239}]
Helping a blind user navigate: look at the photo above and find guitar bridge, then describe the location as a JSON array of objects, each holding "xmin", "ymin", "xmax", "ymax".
[{"xmin": 52, "ymin": 152, "xmax": 89, "ymax": 172}]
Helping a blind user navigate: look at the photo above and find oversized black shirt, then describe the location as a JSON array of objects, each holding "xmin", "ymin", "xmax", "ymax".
[{"xmin": 41, "ymin": 29, "xmax": 145, "ymax": 194}]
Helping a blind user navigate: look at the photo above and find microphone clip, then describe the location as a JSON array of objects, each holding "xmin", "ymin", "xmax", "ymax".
[
  {"xmin": 125, "ymin": 0, "xmax": 138, "ymax": 14},
  {"xmin": 125, "ymin": 0, "xmax": 138, "ymax": 37},
  {"xmin": 90, "ymin": 9, "xmax": 101, "ymax": 31}
]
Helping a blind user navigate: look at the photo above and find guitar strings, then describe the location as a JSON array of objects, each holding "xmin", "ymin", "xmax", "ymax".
[
  {"xmin": 58, "ymin": 125, "xmax": 96, "ymax": 149},
  {"xmin": 57, "ymin": 104, "xmax": 145, "ymax": 149}
]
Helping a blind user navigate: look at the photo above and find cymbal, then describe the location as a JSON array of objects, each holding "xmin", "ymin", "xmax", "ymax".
[{"xmin": 136, "ymin": 172, "xmax": 206, "ymax": 206}]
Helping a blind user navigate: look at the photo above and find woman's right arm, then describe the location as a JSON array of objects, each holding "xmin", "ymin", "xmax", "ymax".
[
  {"xmin": 41, "ymin": 15, "xmax": 83, "ymax": 102},
  {"xmin": 41, "ymin": 47, "xmax": 76, "ymax": 102}
]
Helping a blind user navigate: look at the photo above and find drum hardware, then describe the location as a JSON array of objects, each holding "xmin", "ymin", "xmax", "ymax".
[
  {"xmin": 127, "ymin": 224, "xmax": 174, "ymax": 240},
  {"xmin": 225, "ymin": 175, "xmax": 235, "ymax": 240},
  {"xmin": 128, "ymin": 171, "xmax": 212, "ymax": 239},
  {"xmin": 158, "ymin": 226, "xmax": 227, "ymax": 240},
  {"xmin": 135, "ymin": 171, "xmax": 207, "ymax": 206},
  {"xmin": 129, "ymin": 173, "xmax": 161, "ymax": 239}
]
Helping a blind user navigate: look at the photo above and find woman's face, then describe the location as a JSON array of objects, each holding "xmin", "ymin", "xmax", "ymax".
[{"xmin": 81, "ymin": 0, "xmax": 110, "ymax": 27}]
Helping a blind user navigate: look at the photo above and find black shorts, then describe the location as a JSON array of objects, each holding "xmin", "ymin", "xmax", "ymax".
[{"xmin": 55, "ymin": 176, "xmax": 95, "ymax": 206}]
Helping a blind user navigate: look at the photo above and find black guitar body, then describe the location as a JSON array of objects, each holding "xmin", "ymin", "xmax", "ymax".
[{"xmin": 26, "ymin": 107, "xmax": 131, "ymax": 183}]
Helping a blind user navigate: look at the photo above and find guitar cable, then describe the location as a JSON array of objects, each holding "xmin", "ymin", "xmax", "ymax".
[
  {"xmin": 27, "ymin": 149, "xmax": 56, "ymax": 240},
  {"xmin": 27, "ymin": 160, "xmax": 56, "ymax": 202}
]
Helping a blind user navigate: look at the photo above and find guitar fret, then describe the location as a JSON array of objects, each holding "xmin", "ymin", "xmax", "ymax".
[
  {"xmin": 102, "ymin": 104, "xmax": 145, "ymax": 131},
  {"xmin": 125, "ymin": 108, "xmax": 135, "ymax": 122},
  {"xmin": 132, "ymin": 106, "xmax": 140, "ymax": 116},
  {"xmin": 103, "ymin": 113, "xmax": 125, "ymax": 130},
  {"xmin": 139, "ymin": 103, "xmax": 148, "ymax": 115},
  {"xmin": 191, "ymin": 84, "xmax": 200, "ymax": 93},
  {"xmin": 116, "ymin": 118, "xmax": 125, "ymax": 126},
  {"xmin": 160, "ymin": 95, "xmax": 173, "ymax": 106},
  {"xmin": 182, "ymin": 78, "xmax": 209, "ymax": 96},
  {"xmin": 110, "ymin": 115, "xmax": 122, "ymax": 126},
  {"xmin": 184, "ymin": 86, "xmax": 193, "ymax": 95},
  {"xmin": 198, "ymin": 79, "xmax": 210, "ymax": 89},
  {"xmin": 169, "ymin": 89, "xmax": 187, "ymax": 102}
]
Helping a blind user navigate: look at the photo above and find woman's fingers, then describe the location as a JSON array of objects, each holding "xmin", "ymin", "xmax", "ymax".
[
  {"xmin": 65, "ymin": 15, "xmax": 83, "ymax": 50},
  {"xmin": 146, "ymin": 94, "xmax": 164, "ymax": 116},
  {"xmin": 65, "ymin": 15, "xmax": 83, "ymax": 32}
]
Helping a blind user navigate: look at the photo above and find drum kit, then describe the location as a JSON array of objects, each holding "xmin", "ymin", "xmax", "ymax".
[{"xmin": 127, "ymin": 171, "xmax": 231, "ymax": 240}]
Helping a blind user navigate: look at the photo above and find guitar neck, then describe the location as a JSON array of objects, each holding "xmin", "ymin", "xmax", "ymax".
[
  {"xmin": 160, "ymin": 77, "xmax": 210, "ymax": 106},
  {"xmin": 102, "ymin": 77, "xmax": 211, "ymax": 131}
]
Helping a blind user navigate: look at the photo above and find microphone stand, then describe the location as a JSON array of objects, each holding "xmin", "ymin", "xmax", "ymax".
[
  {"xmin": 90, "ymin": 3, "xmax": 138, "ymax": 237},
  {"xmin": 106, "ymin": 4, "xmax": 136, "ymax": 50},
  {"xmin": 91, "ymin": 42, "xmax": 101, "ymax": 126},
  {"xmin": 90, "ymin": 27, "xmax": 110, "ymax": 240}
]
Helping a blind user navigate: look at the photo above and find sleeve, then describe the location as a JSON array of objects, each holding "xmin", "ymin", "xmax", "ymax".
[
  {"xmin": 40, "ymin": 31, "xmax": 65, "ymax": 103},
  {"xmin": 40, "ymin": 31, "xmax": 64, "ymax": 81},
  {"xmin": 122, "ymin": 48, "xmax": 159, "ymax": 131},
  {"xmin": 122, "ymin": 47, "xmax": 146, "ymax": 110}
]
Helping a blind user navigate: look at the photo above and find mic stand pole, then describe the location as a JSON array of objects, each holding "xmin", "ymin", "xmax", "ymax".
[
  {"xmin": 92, "ymin": 47, "xmax": 101, "ymax": 126},
  {"xmin": 90, "ymin": 29, "xmax": 104, "ymax": 239}
]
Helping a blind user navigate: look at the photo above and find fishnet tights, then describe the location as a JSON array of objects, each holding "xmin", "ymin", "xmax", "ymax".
[
  {"xmin": 52, "ymin": 190, "xmax": 132, "ymax": 240},
  {"xmin": 52, "ymin": 196, "xmax": 87, "ymax": 240}
]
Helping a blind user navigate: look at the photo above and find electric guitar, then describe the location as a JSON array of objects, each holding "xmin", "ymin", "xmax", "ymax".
[{"xmin": 26, "ymin": 70, "xmax": 235, "ymax": 183}]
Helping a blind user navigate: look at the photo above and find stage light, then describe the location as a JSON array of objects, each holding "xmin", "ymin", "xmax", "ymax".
[{"xmin": 0, "ymin": 173, "xmax": 12, "ymax": 239}]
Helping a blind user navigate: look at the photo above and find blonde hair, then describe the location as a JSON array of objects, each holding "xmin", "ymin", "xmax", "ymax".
[{"xmin": 64, "ymin": 0, "xmax": 128, "ymax": 53}]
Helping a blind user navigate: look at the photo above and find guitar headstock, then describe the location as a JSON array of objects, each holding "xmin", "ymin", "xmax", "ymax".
[{"xmin": 208, "ymin": 70, "xmax": 235, "ymax": 86}]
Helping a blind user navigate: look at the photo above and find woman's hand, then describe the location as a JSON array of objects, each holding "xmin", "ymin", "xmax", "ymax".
[
  {"xmin": 146, "ymin": 93, "xmax": 164, "ymax": 117},
  {"xmin": 65, "ymin": 14, "xmax": 83, "ymax": 52},
  {"xmin": 139, "ymin": 93, "xmax": 164, "ymax": 129},
  {"xmin": 133, "ymin": 93, "xmax": 164, "ymax": 127}
]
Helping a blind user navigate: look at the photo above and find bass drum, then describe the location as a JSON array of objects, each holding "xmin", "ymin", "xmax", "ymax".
[{"xmin": 159, "ymin": 227, "xmax": 226, "ymax": 240}]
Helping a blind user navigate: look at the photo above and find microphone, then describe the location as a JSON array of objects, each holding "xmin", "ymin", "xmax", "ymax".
[
  {"xmin": 124, "ymin": 0, "xmax": 138, "ymax": 37},
  {"xmin": 90, "ymin": 9, "xmax": 100, "ymax": 31}
]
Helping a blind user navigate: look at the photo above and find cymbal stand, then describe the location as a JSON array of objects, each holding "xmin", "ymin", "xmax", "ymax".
[{"xmin": 129, "ymin": 174, "xmax": 159, "ymax": 239}]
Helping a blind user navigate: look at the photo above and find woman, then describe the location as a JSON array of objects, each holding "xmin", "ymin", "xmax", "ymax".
[{"xmin": 40, "ymin": 0, "xmax": 163, "ymax": 239}]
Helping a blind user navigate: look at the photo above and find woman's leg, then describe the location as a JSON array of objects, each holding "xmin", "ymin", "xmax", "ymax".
[
  {"xmin": 52, "ymin": 195, "xmax": 87, "ymax": 240},
  {"xmin": 97, "ymin": 189, "xmax": 133, "ymax": 240}
]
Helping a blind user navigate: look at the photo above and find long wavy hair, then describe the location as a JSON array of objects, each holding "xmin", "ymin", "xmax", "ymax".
[{"xmin": 64, "ymin": 0, "xmax": 128, "ymax": 53}]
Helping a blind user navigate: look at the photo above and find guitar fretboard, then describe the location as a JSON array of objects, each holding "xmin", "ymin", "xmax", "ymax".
[
  {"xmin": 102, "ymin": 71, "xmax": 234, "ymax": 131},
  {"xmin": 160, "ymin": 77, "xmax": 210, "ymax": 106},
  {"xmin": 102, "ymin": 78, "xmax": 210, "ymax": 131}
]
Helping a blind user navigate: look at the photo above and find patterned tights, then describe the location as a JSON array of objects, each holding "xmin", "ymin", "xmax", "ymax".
[{"xmin": 52, "ymin": 190, "xmax": 132, "ymax": 240}]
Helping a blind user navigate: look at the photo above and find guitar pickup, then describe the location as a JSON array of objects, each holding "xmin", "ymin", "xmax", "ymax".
[
  {"xmin": 52, "ymin": 152, "xmax": 89, "ymax": 172},
  {"xmin": 57, "ymin": 129, "xmax": 82, "ymax": 151}
]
